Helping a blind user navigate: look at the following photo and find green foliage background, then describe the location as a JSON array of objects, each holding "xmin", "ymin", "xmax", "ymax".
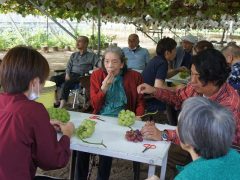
[{"xmin": 0, "ymin": 26, "xmax": 116, "ymax": 50}]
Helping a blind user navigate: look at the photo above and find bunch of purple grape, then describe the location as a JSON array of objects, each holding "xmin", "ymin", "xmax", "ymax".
[{"xmin": 125, "ymin": 129, "xmax": 143, "ymax": 142}]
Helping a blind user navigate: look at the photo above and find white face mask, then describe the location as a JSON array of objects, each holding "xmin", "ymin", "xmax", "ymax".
[{"xmin": 28, "ymin": 82, "xmax": 40, "ymax": 100}]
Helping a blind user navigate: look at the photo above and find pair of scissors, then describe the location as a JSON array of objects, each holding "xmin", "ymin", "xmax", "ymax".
[
  {"xmin": 142, "ymin": 143, "xmax": 156, "ymax": 153},
  {"xmin": 89, "ymin": 115, "xmax": 105, "ymax": 122}
]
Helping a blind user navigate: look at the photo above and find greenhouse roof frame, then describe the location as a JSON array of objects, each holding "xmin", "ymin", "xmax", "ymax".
[{"xmin": 0, "ymin": 0, "xmax": 240, "ymax": 30}]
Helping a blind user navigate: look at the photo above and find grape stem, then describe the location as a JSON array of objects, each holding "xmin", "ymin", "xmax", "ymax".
[
  {"xmin": 128, "ymin": 126, "xmax": 133, "ymax": 130},
  {"xmin": 139, "ymin": 111, "xmax": 158, "ymax": 118},
  {"xmin": 80, "ymin": 138, "xmax": 107, "ymax": 148}
]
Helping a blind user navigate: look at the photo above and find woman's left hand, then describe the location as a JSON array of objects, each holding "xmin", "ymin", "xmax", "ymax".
[
  {"xmin": 141, "ymin": 122, "xmax": 162, "ymax": 141},
  {"xmin": 50, "ymin": 119, "xmax": 64, "ymax": 132}
]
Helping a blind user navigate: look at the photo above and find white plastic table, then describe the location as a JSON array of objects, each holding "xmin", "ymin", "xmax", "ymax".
[{"xmin": 69, "ymin": 111, "xmax": 176, "ymax": 180}]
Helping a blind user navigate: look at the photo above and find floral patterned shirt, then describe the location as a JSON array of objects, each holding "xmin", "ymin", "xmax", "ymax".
[
  {"xmin": 228, "ymin": 62, "xmax": 240, "ymax": 94},
  {"xmin": 154, "ymin": 83, "xmax": 240, "ymax": 145}
]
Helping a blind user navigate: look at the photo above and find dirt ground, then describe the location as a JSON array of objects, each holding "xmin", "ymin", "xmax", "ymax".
[{"xmin": 36, "ymin": 157, "xmax": 154, "ymax": 180}]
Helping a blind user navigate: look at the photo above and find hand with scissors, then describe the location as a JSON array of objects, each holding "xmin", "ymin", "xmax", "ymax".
[
  {"xmin": 142, "ymin": 143, "xmax": 156, "ymax": 153},
  {"xmin": 89, "ymin": 115, "xmax": 105, "ymax": 122}
]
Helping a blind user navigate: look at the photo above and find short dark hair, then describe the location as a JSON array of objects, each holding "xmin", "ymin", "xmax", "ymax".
[
  {"xmin": 178, "ymin": 97, "xmax": 235, "ymax": 159},
  {"xmin": 156, "ymin": 37, "xmax": 177, "ymax": 56},
  {"xmin": 0, "ymin": 46, "xmax": 49, "ymax": 93},
  {"xmin": 192, "ymin": 48, "xmax": 230, "ymax": 87},
  {"xmin": 194, "ymin": 40, "xmax": 214, "ymax": 53},
  {"xmin": 77, "ymin": 36, "xmax": 89, "ymax": 45},
  {"xmin": 102, "ymin": 46, "xmax": 128, "ymax": 75}
]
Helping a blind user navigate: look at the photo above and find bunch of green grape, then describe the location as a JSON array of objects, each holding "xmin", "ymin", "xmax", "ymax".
[
  {"xmin": 75, "ymin": 119, "xmax": 96, "ymax": 139},
  {"xmin": 47, "ymin": 107, "xmax": 70, "ymax": 123},
  {"xmin": 179, "ymin": 71, "xmax": 190, "ymax": 79},
  {"xmin": 118, "ymin": 109, "xmax": 136, "ymax": 126}
]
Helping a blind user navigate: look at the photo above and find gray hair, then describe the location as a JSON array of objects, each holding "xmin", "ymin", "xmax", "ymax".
[
  {"xmin": 178, "ymin": 97, "xmax": 235, "ymax": 159},
  {"xmin": 103, "ymin": 46, "xmax": 125, "ymax": 61},
  {"xmin": 221, "ymin": 44, "xmax": 240, "ymax": 57},
  {"xmin": 102, "ymin": 46, "xmax": 128, "ymax": 74}
]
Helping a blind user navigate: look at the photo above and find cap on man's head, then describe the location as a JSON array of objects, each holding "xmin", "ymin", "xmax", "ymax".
[{"xmin": 181, "ymin": 34, "xmax": 198, "ymax": 44}]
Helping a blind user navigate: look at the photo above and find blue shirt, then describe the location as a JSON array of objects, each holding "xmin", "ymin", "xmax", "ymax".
[
  {"xmin": 142, "ymin": 55, "xmax": 168, "ymax": 112},
  {"xmin": 228, "ymin": 62, "xmax": 240, "ymax": 93},
  {"xmin": 122, "ymin": 46, "xmax": 150, "ymax": 70},
  {"xmin": 175, "ymin": 149, "xmax": 240, "ymax": 180}
]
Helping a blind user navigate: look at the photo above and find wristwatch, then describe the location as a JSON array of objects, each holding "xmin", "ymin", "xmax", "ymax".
[{"xmin": 161, "ymin": 130, "xmax": 168, "ymax": 141}]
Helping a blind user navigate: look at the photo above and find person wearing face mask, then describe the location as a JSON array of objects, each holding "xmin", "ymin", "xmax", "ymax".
[
  {"xmin": 0, "ymin": 46, "xmax": 75, "ymax": 180},
  {"xmin": 138, "ymin": 49, "xmax": 240, "ymax": 179},
  {"xmin": 75, "ymin": 46, "xmax": 145, "ymax": 180},
  {"xmin": 122, "ymin": 33, "xmax": 150, "ymax": 71}
]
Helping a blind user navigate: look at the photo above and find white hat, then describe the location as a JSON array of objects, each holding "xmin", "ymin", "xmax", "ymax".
[{"xmin": 181, "ymin": 34, "xmax": 198, "ymax": 44}]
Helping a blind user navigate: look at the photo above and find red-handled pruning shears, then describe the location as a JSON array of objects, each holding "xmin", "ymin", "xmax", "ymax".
[
  {"xmin": 142, "ymin": 143, "xmax": 156, "ymax": 153},
  {"xmin": 89, "ymin": 115, "xmax": 105, "ymax": 122}
]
